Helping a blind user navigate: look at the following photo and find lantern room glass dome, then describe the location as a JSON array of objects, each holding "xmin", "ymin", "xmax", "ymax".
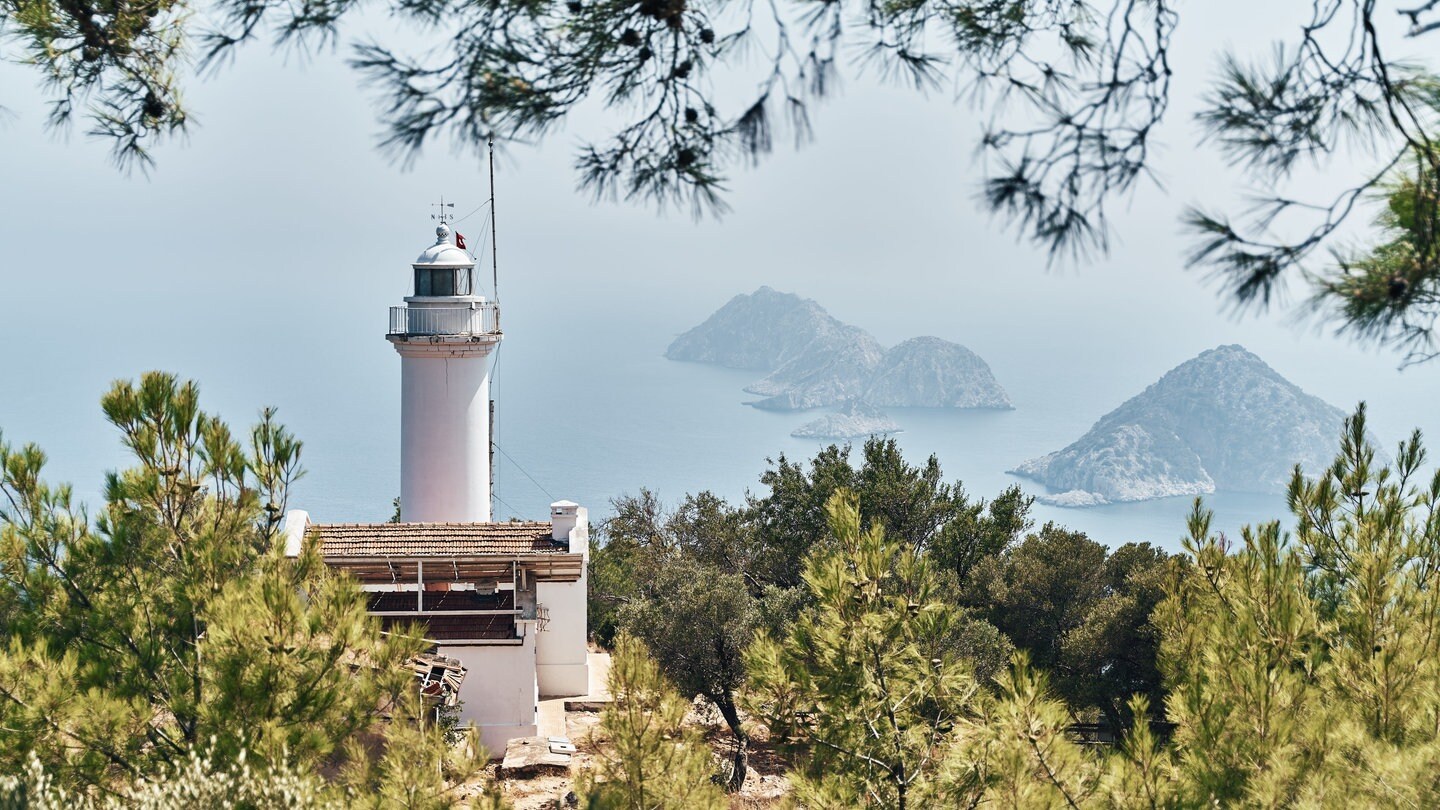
[{"xmin": 411, "ymin": 223, "xmax": 477, "ymax": 297}]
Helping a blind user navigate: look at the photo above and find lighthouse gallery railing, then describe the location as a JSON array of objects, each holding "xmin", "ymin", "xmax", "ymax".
[{"xmin": 388, "ymin": 304, "xmax": 500, "ymax": 336}]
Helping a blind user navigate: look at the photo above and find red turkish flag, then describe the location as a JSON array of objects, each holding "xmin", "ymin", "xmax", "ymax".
[{"xmin": 455, "ymin": 232, "xmax": 467, "ymax": 250}]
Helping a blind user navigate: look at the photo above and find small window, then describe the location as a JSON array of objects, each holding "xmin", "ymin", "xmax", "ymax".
[
  {"xmin": 456, "ymin": 268, "xmax": 472, "ymax": 296},
  {"xmin": 414, "ymin": 268, "xmax": 458, "ymax": 297}
]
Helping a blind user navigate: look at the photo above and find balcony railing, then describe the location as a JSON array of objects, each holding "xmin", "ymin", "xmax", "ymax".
[{"xmin": 389, "ymin": 304, "xmax": 500, "ymax": 337}]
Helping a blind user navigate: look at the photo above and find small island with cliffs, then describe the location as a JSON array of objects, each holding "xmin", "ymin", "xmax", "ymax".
[
  {"xmin": 1010, "ymin": 345, "xmax": 1348, "ymax": 506},
  {"xmin": 667, "ymin": 287, "xmax": 1011, "ymax": 437}
]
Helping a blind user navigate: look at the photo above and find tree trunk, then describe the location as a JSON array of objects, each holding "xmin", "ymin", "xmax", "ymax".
[
  {"xmin": 711, "ymin": 691, "xmax": 749, "ymax": 793},
  {"xmin": 1100, "ymin": 698, "xmax": 1125, "ymax": 742}
]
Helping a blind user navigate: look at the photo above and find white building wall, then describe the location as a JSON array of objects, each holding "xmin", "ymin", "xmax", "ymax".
[
  {"xmin": 399, "ymin": 348, "xmax": 494, "ymax": 522},
  {"xmin": 441, "ymin": 632, "xmax": 538, "ymax": 757},
  {"xmin": 536, "ymin": 502, "xmax": 590, "ymax": 696},
  {"xmin": 536, "ymin": 579, "xmax": 589, "ymax": 696}
]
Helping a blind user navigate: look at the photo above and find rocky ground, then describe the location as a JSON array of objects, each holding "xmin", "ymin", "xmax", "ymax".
[
  {"xmin": 455, "ymin": 653, "xmax": 790, "ymax": 809},
  {"xmin": 462, "ymin": 705, "xmax": 789, "ymax": 809}
]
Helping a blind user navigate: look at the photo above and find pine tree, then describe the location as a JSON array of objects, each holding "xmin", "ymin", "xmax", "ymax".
[
  {"xmin": 745, "ymin": 490, "xmax": 982, "ymax": 809},
  {"xmin": 1156, "ymin": 404, "xmax": 1440, "ymax": 805},
  {"xmin": 15, "ymin": 0, "xmax": 1440, "ymax": 354},
  {"xmin": 576, "ymin": 634, "xmax": 725, "ymax": 810},
  {"xmin": 937, "ymin": 655, "xmax": 1104, "ymax": 808},
  {"xmin": 0, "ymin": 372, "xmax": 481, "ymax": 803}
]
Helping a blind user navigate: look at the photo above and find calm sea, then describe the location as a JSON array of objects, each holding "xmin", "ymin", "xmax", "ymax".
[
  {"xmin": 281, "ymin": 285, "xmax": 1294, "ymax": 554},
  {"xmin": 3, "ymin": 276, "xmax": 1391, "ymax": 556}
]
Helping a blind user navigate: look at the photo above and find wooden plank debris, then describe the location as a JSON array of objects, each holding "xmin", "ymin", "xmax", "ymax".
[{"xmin": 409, "ymin": 653, "xmax": 466, "ymax": 707}]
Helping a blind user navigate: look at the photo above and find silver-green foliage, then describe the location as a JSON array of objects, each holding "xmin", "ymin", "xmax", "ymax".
[{"xmin": 0, "ymin": 748, "xmax": 336, "ymax": 809}]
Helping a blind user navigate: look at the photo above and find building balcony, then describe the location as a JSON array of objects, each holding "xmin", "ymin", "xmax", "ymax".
[{"xmin": 389, "ymin": 303, "xmax": 500, "ymax": 337}]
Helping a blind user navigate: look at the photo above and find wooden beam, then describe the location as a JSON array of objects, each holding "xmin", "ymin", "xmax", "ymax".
[{"xmin": 370, "ymin": 609, "xmax": 522, "ymax": 617}]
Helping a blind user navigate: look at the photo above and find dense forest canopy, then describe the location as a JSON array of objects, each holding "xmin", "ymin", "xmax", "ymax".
[
  {"xmin": 591, "ymin": 438, "xmax": 1173, "ymax": 789},
  {"xmin": 593, "ymin": 405, "xmax": 1440, "ymax": 806}
]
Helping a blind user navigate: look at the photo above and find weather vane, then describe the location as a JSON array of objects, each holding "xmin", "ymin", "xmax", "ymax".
[{"xmin": 431, "ymin": 196, "xmax": 456, "ymax": 224}]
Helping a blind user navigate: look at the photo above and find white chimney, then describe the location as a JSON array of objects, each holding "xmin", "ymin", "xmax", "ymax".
[
  {"xmin": 550, "ymin": 500, "xmax": 587, "ymax": 552},
  {"xmin": 281, "ymin": 509, "xmax": 311, "ymax": 557}
]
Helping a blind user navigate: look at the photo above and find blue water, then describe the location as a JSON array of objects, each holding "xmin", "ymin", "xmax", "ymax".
[
  {"xmin": 272, "ymin": 284, "xmax": 1296, "ymax": 555},
  {"xmin": 0, "ymin": 260, "xmax": 1389, "ymax": 557}
]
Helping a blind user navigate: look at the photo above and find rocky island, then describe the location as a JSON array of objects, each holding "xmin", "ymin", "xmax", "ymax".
[
  {"xmin": 1010, "ymin": 344, "xmax": 1347, "ymax": 506},
  {"xmin": 864, "ymin": 336, "xmax": 1013, "ymax": 409},
  {"xmin": 667, "ymin": 287, "xmax": 1011, "ymax": 413},
  {"xmin": 742, "ymin": 322, "xmax": 886, "ymax": 410},
  {"xmin": 791, "ymin": 401, "xmax": 903, "ymax": 439}
]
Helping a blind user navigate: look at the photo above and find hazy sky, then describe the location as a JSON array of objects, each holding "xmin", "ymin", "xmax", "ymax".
[{"xmin": 3, "ymin": 1, "xmax": 1438, "ymax": 521}]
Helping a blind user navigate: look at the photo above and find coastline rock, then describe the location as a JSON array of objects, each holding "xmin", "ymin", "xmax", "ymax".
[
  {"xmin": 864, "ymin": 337, "xmax": 1012, "ymax": 409},
  {"xmin": 1014, "ymin": 423, "xmax": 1215, "ymax": 506},
  {"xmin": 1011, "ymin": 345, "xmax": 1346, "ymax": 506},
  {"xmin": 1038, "ymin": 489, "xmax": 1113, "ymax": 508},
  {"xmin": 791, "ymin": 401, "xmax": 903, "ymax": 439}
]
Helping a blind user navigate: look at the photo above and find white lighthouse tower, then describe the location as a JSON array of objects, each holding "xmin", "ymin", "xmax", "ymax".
[
  {"xmin": 387, "ymin": 221, "xmax": 501, "ymax": 522},
  {"xmin": 282, "ymin": 212, "xmax": 592, "ymax": 756}
]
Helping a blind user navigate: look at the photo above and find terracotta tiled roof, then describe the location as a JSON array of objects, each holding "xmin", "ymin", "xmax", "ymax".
[{"xmin": 315, "ymin": 521, "xmax": 569, "ymax": 558}]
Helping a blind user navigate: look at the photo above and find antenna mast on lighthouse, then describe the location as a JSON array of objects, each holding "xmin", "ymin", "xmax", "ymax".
[
  {"xmin": 488, "ymin": 136, "xmax": 499, "ymax": 302},
  {"xmin": 487, "ymin": 135, "xmax": 499, "ymax": 520}
]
